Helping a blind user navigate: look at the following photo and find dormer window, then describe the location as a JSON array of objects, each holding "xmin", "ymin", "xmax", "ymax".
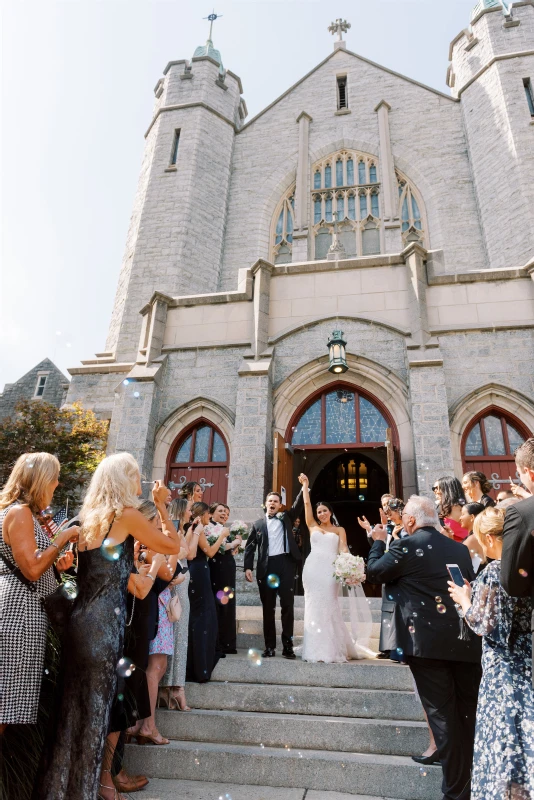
[
  {"xmin": 337, "ymin": 76, "xmax": 348, "ymax": 110},
  {"xmin": 34, "ymin": 374, "xmax": 48, "ymax": 398}
]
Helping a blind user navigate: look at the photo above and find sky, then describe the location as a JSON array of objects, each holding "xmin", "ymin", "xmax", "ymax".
[{"xmin": 1, "ymin": 0, "xmax": 478, "ymax": 388}]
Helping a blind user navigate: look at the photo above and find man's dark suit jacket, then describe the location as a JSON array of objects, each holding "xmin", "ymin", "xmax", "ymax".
[
  {"xmin": 244, "ymin": 491, "xmax": 303, "ymax": 580},
  {"xmin": 501, "ymin": 495, "xmax": 534, "ymax": 676},
  {"xmin": 367, "ymin": 526, "xmax": 481, "ymax": 662}
]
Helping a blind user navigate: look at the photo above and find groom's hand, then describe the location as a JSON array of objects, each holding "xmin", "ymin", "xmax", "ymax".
[{"xmin": 245, "ymin": 569, "xmax": 254, "ymax": 583}]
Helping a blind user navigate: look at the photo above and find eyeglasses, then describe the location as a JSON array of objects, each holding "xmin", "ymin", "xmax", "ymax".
[{"xmin": 432, "ymin": 485, "xmax": 439, "ymax": 492}]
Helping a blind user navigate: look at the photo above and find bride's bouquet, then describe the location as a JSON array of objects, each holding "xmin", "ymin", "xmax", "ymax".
[{"xmin": 333, "ymin": 552, "xmax": 366, "ymax": 587}]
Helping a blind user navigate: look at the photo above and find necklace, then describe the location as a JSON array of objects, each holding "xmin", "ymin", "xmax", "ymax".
[{"xmin": 126, "ymin": 594, "xmax": 135, "ymax": 627}]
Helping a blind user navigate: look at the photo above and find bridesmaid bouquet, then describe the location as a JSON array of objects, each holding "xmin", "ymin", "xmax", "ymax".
[
  {"xmin": 206, "ymin": 520, "xmax": 249, "ymax": 554},
  {"xmin": 333, "ymin": 553, "xmax": 366, "ymax": 587}
]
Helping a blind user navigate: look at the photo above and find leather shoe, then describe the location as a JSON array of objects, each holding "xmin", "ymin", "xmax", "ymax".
[
  {"xmin": 113, "ymin": 771, "xmax": 149, "ymax": 792},
  {"xmin": 262, "ymin": 648, "xmax": 276, "ymax": 657},
  {"xmin": 412, "ymin": 751, "xmax": 440, "ymax": 765},
  {"xmin": 282, "ymin": 647, "xmax": 296, "ymax": 660}
]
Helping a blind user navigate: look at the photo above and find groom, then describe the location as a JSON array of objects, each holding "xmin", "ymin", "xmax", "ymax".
[{"xmin": 244, "ymin": 489, "xmax": 303, "ymax": 659}]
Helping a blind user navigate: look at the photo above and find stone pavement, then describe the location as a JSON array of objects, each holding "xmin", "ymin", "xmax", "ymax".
[{"xmin": 141, "ymin": 778, "xmax": 401, "ymax": 799}]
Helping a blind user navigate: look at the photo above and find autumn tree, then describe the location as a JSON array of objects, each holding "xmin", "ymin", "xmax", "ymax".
[{"xmin": 0, "ymin": 400, "xmax": 109, "ymax": 509}]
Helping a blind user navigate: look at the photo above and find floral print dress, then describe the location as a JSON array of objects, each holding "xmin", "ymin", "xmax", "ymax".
[{"xmin": 465, "ymin": 560, "xmax": 534, "ymax": 800}]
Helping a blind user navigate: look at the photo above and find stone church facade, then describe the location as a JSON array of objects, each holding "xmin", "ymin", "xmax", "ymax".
[{"xmin": 67, "ymin": 0, "xmax": 534, "ymax": 524}]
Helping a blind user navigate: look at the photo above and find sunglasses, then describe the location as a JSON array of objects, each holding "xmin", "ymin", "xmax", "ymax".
[{"xmin": 432, "ymin": 485, "xmax": 439, "ymax": 492}]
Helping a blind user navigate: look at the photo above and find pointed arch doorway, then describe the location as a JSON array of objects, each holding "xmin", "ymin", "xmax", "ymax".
[{"xmin": 274, "ymin": 382, "xmax": 401, "ymax": 562}]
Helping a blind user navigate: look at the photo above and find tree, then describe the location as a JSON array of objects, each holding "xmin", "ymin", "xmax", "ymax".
[{"xmin": 0, "ymin": 400, "xmax": 109, "ymax": 509}]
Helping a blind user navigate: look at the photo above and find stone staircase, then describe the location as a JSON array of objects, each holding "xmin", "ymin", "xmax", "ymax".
[{"xmin": 125, "ymin": 566, "xmax": 442, "ymax": 799}]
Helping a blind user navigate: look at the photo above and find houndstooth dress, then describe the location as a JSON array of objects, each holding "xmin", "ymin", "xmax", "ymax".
[{"xmin": 0, "ymin": 503, "xmax": 57, "ymax": 724}]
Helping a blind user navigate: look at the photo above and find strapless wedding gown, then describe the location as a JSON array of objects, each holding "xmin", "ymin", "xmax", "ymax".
[{"xmin": 299, "ymin": 530, "xmax": 375, "ymax": 663}]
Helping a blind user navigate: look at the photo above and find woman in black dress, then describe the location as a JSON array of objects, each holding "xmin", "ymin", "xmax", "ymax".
[
  {"xmin": 208, "ymin": 502, "xmax": 241, "ymax": 654},
  {"xmin": 462, "ymin": 471, "xmax": 496, "ymax": 508},
  {"xmin": 37, "ymin": 454, "xmax": 181, "ymax": 800},
  {"xmin": 186, "ymin": 502, "xmax": 228, "ymax": 682}
]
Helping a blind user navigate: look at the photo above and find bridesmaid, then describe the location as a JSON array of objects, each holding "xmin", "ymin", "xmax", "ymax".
[
  {"xmin": 37, "ymin": 455, "xmax": 181, "ymax": 800},
  {"xmin": 207, "ymin": 502, "xmax": 241, "ymax": 655},
  {"xmin": 186, "ymin": 502, "xmax": 228, "ymax": 682},
  {"xmin": 179, "ymin": 481, "xmax": 203, "ymax": 503}
]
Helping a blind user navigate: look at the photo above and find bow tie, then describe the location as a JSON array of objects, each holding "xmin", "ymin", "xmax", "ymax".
[{"xmin": 268, "ymin": 515, "xmax": 279, "ymax": 520}]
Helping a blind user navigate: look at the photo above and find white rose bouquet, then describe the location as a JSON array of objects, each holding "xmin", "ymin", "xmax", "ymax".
[
  {"xmin": 333, "ymin": 552, "xmax": 366, "ymax": 587},
  {"xmin": 230, "ymin": 520, "xmax": 249, "ymax": 552}
]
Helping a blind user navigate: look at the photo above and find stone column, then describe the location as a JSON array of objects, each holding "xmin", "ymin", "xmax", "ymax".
[
  {"xmin": 402, "ymin": 242, "xmax": 430, "ymax": 347},
  {"xmin": 375, "ymin": 100, "xmax": 401, "ymax": 252},
  {"xmin": 408, "ymin": 360, "xmax": 455, "ymax": 497},
  {"xmin": 228, "ymin": 361, "xmax": 273, "ymax": 520},
  {"xmin": 292, "ymin": 111, "xmax": 312, "ymax": 263},
  {"xmin": 251, "ymin": 258, "xmax": 274, "ymax": 359}
]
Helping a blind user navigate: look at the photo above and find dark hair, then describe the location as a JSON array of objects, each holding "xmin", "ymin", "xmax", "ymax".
[
  {"xmin": 436, "ymin": 476, "xmax": 466, "ymax": 518},
  {"xmin": 315, "ymin": 500, "xmax": 334, "ymax": 520},
  {"xmin": 514, "ymin": 438, "xmax": 534, "ymax": 472},
  {"xmin": 266, "ymin": 492, "xmax": 282, "ymax": 503},
  {"xmin": 179, "ymin": 481, "xmax": 201, "ymax": 500},
  {"xmin": 168, "ymin": 497, "xmax": 189, "ymax": 523},
  {"xmin": 386, "ymin": 497, "xmax": 405, "ymax": 513},
  {"xmin": 209, "ymin": 502, "xmax": 229, "ymax": 514},
  {"xmin": 463, "ymin": 470, "xmax": 492, "ymax": 496},
  {"xmin": 464, "ymin": 501, "xmax": 485, "ymax": 518},
  {"xmin": 190, "ymin": 501, "xmax": 209, "ymax": 519}
]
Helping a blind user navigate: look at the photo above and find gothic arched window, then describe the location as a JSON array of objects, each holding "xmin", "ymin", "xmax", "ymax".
[
  {"xmin": 271, "ymin": 186, "xmax": 295, "ymax": 264},
  {"xmin": 311, "ymin": 150, "xmax": 382, "ymax": 260},
  {"xmin": 167, "ymin": 420, "xmax": 229, "ymax": 505},
  {"xmin": 396, "ymin": 171, "xmax": 427, "ymax": 245}
]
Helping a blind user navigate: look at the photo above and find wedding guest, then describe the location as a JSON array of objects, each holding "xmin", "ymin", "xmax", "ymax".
[
  {"xmin": 501, "ymin": 437, "xmax": 534, "ymax": 680},
  {"xmin": 460, "ymin": 502, "xmax": 486, "ymax": 571},
  {"xmin": 449, "ymin": 506, "xmax": 534, "ymax": 799},
  {"xmin": 179, "ymin": 481, "xmax": 203, "ymax": 503},
  {"xmin": 0, "ymin": 453, "xmax": 79, "ymax": 733},
  {"xmin": 496, "ymin": 488, "xmax": 515, "ymax": 503},
  {"xmin": 367, "ymin": 495, "xmax": 482, "ymax": 800},
  {"xmin": 433, "ymin": 475, "xmax": 469, "ymax": 541},
  {"xmin": 160, "ymin": 498, "xmax": 197, "ymax": 712},
  {"xmin": 208, "ymin": 502, "xmax": 240, "ymax": 655},
  {"xmin": 187, "ymin": 501, "xmax": 228, "ymax": 682},
  {"xmin": 461, "ymin": 470, "xmax": 495, "ymax": 508},
  {"xmin": 37, "ymin": 456, "xmax": 180, "ymax": 800}
]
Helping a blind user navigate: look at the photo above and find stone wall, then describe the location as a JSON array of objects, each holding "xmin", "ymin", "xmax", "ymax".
[
  {"xmin": 66, "ymin": 371, "xmax": 124, "ymax": 422},
  {"xmin": 0, "ymin": 359, "xmax": 69, "ymax": 420}
]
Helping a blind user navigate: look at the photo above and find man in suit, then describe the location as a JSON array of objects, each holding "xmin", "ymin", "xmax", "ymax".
[
  {"xmin": 367, "ymin": 494, "xmax": 482, "ymax": 800},
  {"xmin": 501, "ymin": 437, "xmax": 534, "ymax": 683},
  {"xmin": 244, "ymin": 490, "xmax": 303, "ymax": 659}
]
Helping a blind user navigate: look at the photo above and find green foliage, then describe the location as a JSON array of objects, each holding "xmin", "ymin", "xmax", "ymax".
[{"xmin": 0, "ymin": 400, "xmax": 109, "ymax": 508}]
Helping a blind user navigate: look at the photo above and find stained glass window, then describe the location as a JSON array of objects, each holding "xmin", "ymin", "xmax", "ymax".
[
  {"xmin": 314, "ymin": 197, "xmax": 322, "ymax": 224},
  {"xmin": 347, "ymin": 194, "xmax": 356, "ymax": 220},
  {"xmin": 336, "ymin": 160, "xmax": 343, "ymax": 186},
  {"xmin": 272, "ymin": 187, "xmax": 296, "ymax": 264},
  {"xmin": 175, "ymin": 434, "xmax": 192, "ymax": 462},
  {"xmin": 314, "ymin": 171, "xmax": 321, "ymax": 189},
  {"xmin": 484, "ymin": 415, "xmax": 506, "ymax": 455},
  {"xmin": 402, "ymin": 196, "xmax": 410, "ymax": 232},
  {"xmin": 507, "ymin": 424, "xmax": 525, "ymax": 452},
  {"xmin": 411, "ymin": 195, "xmax": 422, "ymax": 230},
  {"xmin": 371, "ymin": 193, "xmax": 380, "ymax": 218},
  {"xmin": 397, "ymin": 171, "xmax": 425, "ymax": 243},
  {"xmin": 212, "ymin": 432, "xmax": 227, "ymax": 462},
  {"xmin": 358, "ymin": 161, "xmax": 366, "ymax": 184},
  {"xmin": 292, "ymin": 399, "xmax": 322, "ymax": 445},
  {"xmin": 324, "ymin": 164, "xmax": 332, "ymax": 188},
  {"xmin": 360, "ymin": 193, "xmax": 367, "ymax": 218},
  {"xmin": 337, "ymin": 195, "xmax": 344, "ymax": 219},
  {"xmin": 325, "ymin": 196, "xmax": 333, "ymax": 222},
  {"xmin": 360, "ymin": 397, "xmax": 388, "ymax": 443},
  {"xmin": 369, "ymin": 164, "xmax": 377, "ymax": 183},
  {"xmin": 465, "ymin": 423, "xmax": 483, "ymax": 456},
  {"xmin": 325, "ymin": 391, "xmax": 357, "ymax": 444},
  {"xmin": 347, "ymin": 159, "xmax": 354, "ymax": 185},
  {"xmin": 193, "ymin": 425, "xmax": 211, "ymax": 462},
  {"xmin": 275, "ymin": 209, "xmax": 284, "ymax": 244}
]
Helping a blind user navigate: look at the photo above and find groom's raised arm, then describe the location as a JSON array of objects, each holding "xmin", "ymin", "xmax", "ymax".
[{"xmin": 244, "ymin": 523, "xmax": 258, "ymax": 573}]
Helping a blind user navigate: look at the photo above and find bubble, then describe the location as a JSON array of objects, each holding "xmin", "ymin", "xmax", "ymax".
[
  {"xmin": 117, "ymin": 693, "xmax": 124, "ymax": 701},
  {"xmin": 358, "ymin": 495, "xmax": 365, "ymax": 501},
  {"xmin": 427, "ymin": 544, "xmax": 433, "ymax": 550},
  {"xmin": 412, "ymin": 611, "xmax": 418, "ymax": 618},
  {"xmin": 62, "ymin": 581, "xmax": 78, "ymax": 600},
  {"xmin": 519, "ymin": 569, "xmax": 528, "ymax": 577},
  {"xmin": 388, "ymin": 594, "xmax": 393, "ymax": 600},
  {"xmin": 247, "ymin": 648, "xmax": 262, "ymax": 666},
  {"xmin": 298, "ymin": 752, "xmax": 303, "ymax": 758},
  {"xmin": 419, "ymin": 767, "xmax": 427, "ymax": 777},
  {"xmin": 415, "ymin": 549, "xmax": 424, "ymax": 557},
  {"xmin": 421, "ymin": 601, "xmax": 425, "ymax": 605},
  {"xmin": 114, "ymin": 607, "xmax": 120, "ymax": 615},
  {"xmin": 116, "ymin": 657, "xmax": 136, "ymax": 678},
  {"xmin": 133, "ymin": 391, "xmax": 140, "ymax": 398},
  {"xmin": 66, "ymin": 342, "xmax": 72, "ymax": 348},
  {"xmin": 435, "ymin": 596, "xmax": 442, "ymax": 603},
  {"xmin": 56, "ymin": 331, "xmax": 61, "ymax": 336},
  {"xmin": 101, "ymin": 538, "xmax": 123, "ymax": 562},
  {"xmin": 123, "ymin": 379, "xmax": 130, "ymax": 385},
  {"xmin": 260, "ymin": 743, "xmax": 265, "ymax": 748},
  {"xmin": 266, "ymin": 574, "xmax": 280, "ymax": 589},
  {"xmin": 288, "ymin": 695, "xmax": 294, "ymax": 703},
  {"xmin": 216, "ymin": 590, "xmax": 224, "ymax": 601},
  {"xmin": 44, "ymin": 668, "xmax": 49, "ymax": 675},
  {"xmin": 317, "ymin": 628, "xmax": 321, "ymax": 633},
  {"xmin": 396, "ymin": 647, "xmax": 404, "ymax": 656},
  {"xmin": 436, "ymin": 603, "xmax": 447, "ymax": 614},
  {"xmin": 402, "ymin": 547, "xmax": 408, "ymax": 553},
  {"xmin": 26, "ymin": 459, "xmax": 35, "ymax": 468},
  {"xmin": 194, "ymin": 758, "xmax": 200, "ymax": 765},
  {"xmin": 408, "ymin": 625, "xmax": 415, "ymax": 634}
]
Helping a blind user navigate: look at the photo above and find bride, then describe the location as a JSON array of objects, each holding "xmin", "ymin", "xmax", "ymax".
[{"xmin": 297, "ymin": 473, "xmax": 376, "ymax": 663}]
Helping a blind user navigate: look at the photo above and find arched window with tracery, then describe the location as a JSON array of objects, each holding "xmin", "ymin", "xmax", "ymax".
[
  {"xmin": 396, "ymin": 170, "xmax": 427, "ymax": 245},
  {"xmin": 166, "ymin": 420, "xmax": 229, "ymax": 505},
  {"xmin": 461, "ymin": 407, "xmax": 530, "ymax": 496},
  {"xmin": 311, "ymin": 150, "xmax": 382, "ymax": 260},
  {"xmin": 270, "ymin": 186, "xmax": 295, "ymax": 264}
]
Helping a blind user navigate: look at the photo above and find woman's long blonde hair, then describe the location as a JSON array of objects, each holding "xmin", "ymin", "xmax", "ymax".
[
  {"xmin": 0, "ymin": 452, "xmax": 60, "ymax": 515},
  {"xmin": 80, "ymin": 452, "xmax": 140, "ymax": 544},
  {"xmin": 473, "ymin": 506, "xmax": 505, "ymax": 558}
]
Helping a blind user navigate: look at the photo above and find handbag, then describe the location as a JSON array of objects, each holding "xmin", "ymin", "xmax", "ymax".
[{"xmin": 166, "ymin": 591, "xmax": 182, "ymax": 622}]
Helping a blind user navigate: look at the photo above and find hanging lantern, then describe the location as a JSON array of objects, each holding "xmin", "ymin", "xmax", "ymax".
[{"xmin": 327, "ymin": 330, "xmax": 348, "ymax": 374}]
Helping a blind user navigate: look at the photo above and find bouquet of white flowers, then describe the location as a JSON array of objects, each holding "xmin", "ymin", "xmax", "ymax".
[
  {"xmin": 206, "ymin": 520, "xmax": 250, "ymax": 554},
  {"xmin": 332, "ymin": 552, "xmax": 366, "ymax": 587}
]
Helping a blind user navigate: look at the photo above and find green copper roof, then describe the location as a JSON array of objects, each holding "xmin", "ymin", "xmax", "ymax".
[
  {"xmin": 193, "ymin": 39, "xmax": 224, "ymax": 73},
  {"xmin": 471, "ymin": 0, "xmax": 506, "ymax": 20}
]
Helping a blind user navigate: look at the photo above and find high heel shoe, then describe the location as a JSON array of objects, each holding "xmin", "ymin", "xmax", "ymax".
[
  {"xmin": 411, "ymin": 750, "xmax": 440, "ymax": 765},
  {"xmin": 157, "ymin": 686, "xmax": 175, "ymax": 709},
  {"xmin": 136, "ymin": 731, "xmax": 170, "ymax": 745},
  {"xmin": 172, "ymin": 686, "xmax": 191, "ymax": 712}
]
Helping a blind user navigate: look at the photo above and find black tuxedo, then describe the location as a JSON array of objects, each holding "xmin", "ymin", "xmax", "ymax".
[
  {"xmin": 244, "ymin": 492, "xmax": 303, "ymax": 651},
  {"xmin": 367, "ymin": 527, "xmax": 482, "ymax": 800},
  {"xmin": 501, "ymin": 495, "xmax": 534, "ymax": 681}
]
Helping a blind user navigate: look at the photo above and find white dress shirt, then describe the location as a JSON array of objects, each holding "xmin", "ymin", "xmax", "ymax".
[{"xmin": 266, "ymin": 514, "xmax": 286, "ymax": 556}]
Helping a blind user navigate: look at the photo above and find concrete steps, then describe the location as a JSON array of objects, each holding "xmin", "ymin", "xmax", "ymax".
[
  {"xmin": 140, "ymin": 779, "xmax": 406, "ymax": 800},
  {"xmin": 237, "ymin": 605, "xmax": 383, "ymax": 623},
  {"xmin": 236, "ymin": 632, "xmax": 381, "ymax": 651},
  {"xmin": 127, "ymin": 740, "xmax": 441, "ymax": 800}
]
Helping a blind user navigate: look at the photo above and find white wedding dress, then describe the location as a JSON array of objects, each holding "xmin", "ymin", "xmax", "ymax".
[{"xmin": 299, "ymin": 530, "xmax": 375, "ymax": 663}]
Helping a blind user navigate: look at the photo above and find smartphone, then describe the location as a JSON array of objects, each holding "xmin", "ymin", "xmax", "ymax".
[
  {"xmin": 172, "ymin": 520, "xmax": 180, "ymax": 531},
  {"xmin": 446, "ymin": 563, "xmax": 465, "ymax": 587}
]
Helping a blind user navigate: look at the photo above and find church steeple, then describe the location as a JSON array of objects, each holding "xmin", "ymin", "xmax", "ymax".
[{"xmin": 193, "ymin": 11, "xmax": 224, "ymax": 72}]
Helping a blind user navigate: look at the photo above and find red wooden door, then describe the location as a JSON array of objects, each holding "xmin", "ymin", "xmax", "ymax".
[{"xmin": 169, "ymin": 466, "xmax": 228, "ymax": 507}]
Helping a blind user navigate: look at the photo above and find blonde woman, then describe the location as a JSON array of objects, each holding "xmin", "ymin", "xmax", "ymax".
[
  {"xmin": 0, "ymin": 452, "xmax": 79, "ymax": 733},
  {"xmin": 448, "ymin": 507, "xmax": 534, "ymax": 800},
  {"xmin": 38, "ymin": 453, "xmax": 181, "ymax": 800}
]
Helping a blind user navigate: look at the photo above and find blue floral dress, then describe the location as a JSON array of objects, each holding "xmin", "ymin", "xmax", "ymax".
[{"xmin": 464, "ymin": 560, "xmax": 534, "ymax": 799}]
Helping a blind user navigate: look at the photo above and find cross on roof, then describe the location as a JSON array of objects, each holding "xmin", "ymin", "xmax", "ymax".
[
  {"xmin": 328, "ymin": 18, "xmax": 351, "ymax": 42},
  {"xmin": 203, "ymin": 10, "xmax": 222, "ymax": 42}
]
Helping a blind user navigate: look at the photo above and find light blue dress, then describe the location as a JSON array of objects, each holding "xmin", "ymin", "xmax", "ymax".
[{"xmin": 161, "ymin": 560, "xmax": 190, "ymax": 686}]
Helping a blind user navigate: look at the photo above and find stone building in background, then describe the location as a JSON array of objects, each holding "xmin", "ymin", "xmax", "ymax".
[
  {"xmin": 66, "ymin": 0, "xmax": 534, "ymax": 551},
  {"xmin": 0, "ymin": 358, "xmax": 69, "ymax": 420}
]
